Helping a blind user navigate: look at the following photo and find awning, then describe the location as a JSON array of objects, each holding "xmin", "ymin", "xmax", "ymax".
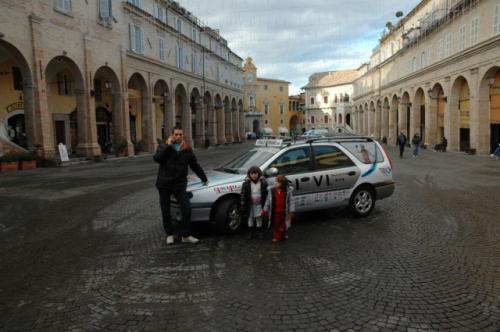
[
  {"xmin": 261, "ymin": 127, "xmax": 273, "ymax": 134},
  {"xmin": 278, "ymin": 127, "xmax": 289, "ymax": 133}
]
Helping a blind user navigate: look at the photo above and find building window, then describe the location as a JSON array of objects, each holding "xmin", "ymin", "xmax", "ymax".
[
  {"xmin": 437, "ymin": 38, "xmax": 444, "ymax": 60},
  {"xmin": 264, "ymin": 85, "xmax": 268, "ymax": 90},
  {"xmin": 264, "ymin": 120, "xmax": 268, "ymax": 125},
  {"xmin": 128, "ymin": 0, "xmax": 140, "ymax": 8},
  {"xmin": 192, "ymin": 28, "xmax": 197, "ymax": 41},
  {"xmin": 310, "ymin": 97, "xmax": 314, "ymax": 105},
  {"xmin": 99, "ymin": 0, "xmax": 112, "ymax": 20},
  {"xmin": 12, "ymin": 67, "xmax": 23, "ymax": 91},
  {"xmin": 324, "ymin": 115, "xmax": 328, "ymax": 124},
  {"xmin": 280, "ymin": 119, "xmax": 284, "ymax": 125},
  {"xmin": 56, "ymin": 0, "xmax": 71, "ymax": 13},
  {"xmin": 57, "ymin": 73, "xmax": 74, "ymax": 96},
  {"xmin": 176, "ymin": 18, "xmax": 182, "ymax": 33},
  {"xmin": 334, "ymin": 95, "xmax": 338, "ymax": 103},
  {"xmin": 459, "ymin": 25, "xmax": 467, "ymax": 51},
  {"xmin": 191, "ymin": 53, "xmax": 197, "ymax": 73},
  {"xmin": 176, "ymin": 44, "xmax": 183, "ymax": 69},
  {"xmin": 265, "ymin": 104, "xmax": 269, "ymax": 115},
  {"xmin": 154, "ymin": 2, "xmax": 165, "ymax": 22},
  {"xmin": 129, "ymin": 24, "xmax": 143, "ymax": 54},
  {"xmin": 311, "ymin": 116, "xmax": 315, "ymax": 124},
  {"xmin": 280, "ymin": 104, "xmax": 284, "ymax": 114},
  {"xmin": 421, "ymin": 51, "xmax": 426, "ymax": 68},
  {"xmin": 279, "ymin": 86, "xmax": 283, "ymax": 92},
  {"xmin": 323, "ymin": 96, "xmax": 328, "ymax": 104},
  {"xmin": 159, "ymin": 38, "xmax": 165, "ymax": 61},
  {"xmin": 445, "ymin": 33, "xmax": 452, "ymax": 57},
  {"xmin": 470, "ymin": 17, "xmax": 479, "ymax": 45},
  {"xmin": 494, "ymin": 5, "xmax": 500, "ymax": 35}
]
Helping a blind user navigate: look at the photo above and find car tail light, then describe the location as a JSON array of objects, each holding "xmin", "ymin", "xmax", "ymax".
[{"xmin": 380, "ymin": 143, "xmax": 394, "ymax": 170}]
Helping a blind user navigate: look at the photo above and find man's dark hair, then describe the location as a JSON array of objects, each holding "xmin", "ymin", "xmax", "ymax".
[{"xmin": 172, "ymin": 126, "xmax": 183, "ymax": 134}]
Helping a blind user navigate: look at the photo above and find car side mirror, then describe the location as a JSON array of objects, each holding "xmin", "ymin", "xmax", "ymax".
[{"xmin": 264, "ymin": 167, "xmax": 278, "ymax": 178}]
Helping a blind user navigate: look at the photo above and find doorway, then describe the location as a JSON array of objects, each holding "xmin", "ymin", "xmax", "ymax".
[
  {"xmin": 55, "ymin": 120, "xmax": 66, "ymax": 145},
  {"xmin": 7, "ymin": 113, "xmax": 26, "ymax": 147}
]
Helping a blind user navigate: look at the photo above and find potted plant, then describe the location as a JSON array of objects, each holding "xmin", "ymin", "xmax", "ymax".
[
  {"xmin": 113, "ymin": 138, "xmax": 128, "ymax": 157},
  {"xmin": 0, "ymin": 154, "xmax": 20, "ymax": 172},
  {"xmin": 18, "ymin": 153, "xmax": 37, "ymax": 170}
]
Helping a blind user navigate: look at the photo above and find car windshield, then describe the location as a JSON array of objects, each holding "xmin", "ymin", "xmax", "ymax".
[{"xmin": 216, "ymin": 149, "xmax": 275, "ymax": 174}]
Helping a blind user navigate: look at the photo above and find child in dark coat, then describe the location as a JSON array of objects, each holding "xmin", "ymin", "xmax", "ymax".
[{"xmin": 240, "ymin": 166, "xmax": 268, "ymax": 239}]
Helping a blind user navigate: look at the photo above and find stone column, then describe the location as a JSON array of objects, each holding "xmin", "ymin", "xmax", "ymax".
[
  {"xmin": 468, "ymin": 68, "xmax": 483, "ymax": 153},
  {"xmin": 194, "ymin": 99, "xmax": 205, "ymax": 148},
  {"xmin": 398, "ymin": 102, "xmax": 407, "ymax": 138},
  {"xmin": 216, "ymin": 104, "xmax": 225, "ymax": 145},
  {"xmin": 388, "ymin": 103, "xmax": 397, "ymax": 147},
  {"xmin": 120, "ymin": 48, "xmax": 133, "ymax": 156},
  {"xmin": 444, "ymin": 77, "xmax": 459, "ymax": 152},
  {"xmin": 181, "ymin": 100, "xmax": 192, "ymax": 146},
  {"xmin": 22, "ymin": 82, "xmax": 36, "ymax": 151},
  {"xmin": 381, "ymin": 106, "xmax": 389, "ymax": 140},
  {"xmin": 206, "ymin": 103, "xmax": 217, "ymax": 146},
  {"xmin": 232, "ymin": 106, "xmax": 239, "ymax": 143},
  {"xmin": 475, "ymin": 76, "xmax": 492, "ymax": 154},
  {"xmin": 426, "ymin": 97, "xmax": 437, "ymax": 148},
  {"xmin": 239, "ymin": 106, "xmax": 246, "ymax": 142},
  {"xmin": 225, "ymin": 104, "xmax": 233, "ymax": 144},
  {"xmin": 142, "ymin": 92, "xmax": 156, "ymax": 153},
  {"xmin": 29, "ymin": 14, "xmax": 55, "ymax": 158},
  {"xmin": 163, "ymin": 94, "xmax": 173, "ymax": 139}
]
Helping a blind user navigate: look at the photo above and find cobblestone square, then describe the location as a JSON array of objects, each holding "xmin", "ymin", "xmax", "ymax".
[{"xmin": 1, "ymin": 143, "xmax": 500, "ymax": 331}]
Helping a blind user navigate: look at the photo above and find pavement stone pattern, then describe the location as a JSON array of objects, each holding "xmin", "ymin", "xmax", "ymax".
[{"xmin": 1, "ymin": 143, "xmax": 500, "ymax": 331}]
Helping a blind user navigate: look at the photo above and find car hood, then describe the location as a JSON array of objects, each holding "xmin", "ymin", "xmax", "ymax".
[{"xmin": 187, "ymin": 170, "xmax": 245, "ymax": 190}]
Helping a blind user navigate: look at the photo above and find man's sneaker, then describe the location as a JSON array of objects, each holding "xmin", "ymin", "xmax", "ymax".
[
  {"xmin": 181, "ymin": 236, "xmax": 199, "ymax": 244},
  {"xmin": 166, "ymin": 235, "xmax": 175, "ymax": 245}
]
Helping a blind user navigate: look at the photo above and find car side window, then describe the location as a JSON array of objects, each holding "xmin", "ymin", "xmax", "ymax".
[
  {"xmin": 270, "ymin": 147, "xmax": 311, "ymax": 175},
  {"xmin": 313, "ymin": 145, "xmax": 355, "ymax": 170},
  {"xmin": 340, "ymin": 142, "xmax": 385, "ymax": 164}
]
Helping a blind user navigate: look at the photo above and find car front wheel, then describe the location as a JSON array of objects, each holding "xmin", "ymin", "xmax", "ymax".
[
  {"xmin": 213, "ymin": 198, "xmax": 242, "ymax": 233},
  {"xmin": 349, "ymin": 186, "xmax": 375, "ymax": 217}
]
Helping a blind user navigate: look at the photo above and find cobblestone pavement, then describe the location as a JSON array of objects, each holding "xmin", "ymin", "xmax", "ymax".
[{"xmin": 1, "ymin": 143, "xmax": 500, "ymax": 331}]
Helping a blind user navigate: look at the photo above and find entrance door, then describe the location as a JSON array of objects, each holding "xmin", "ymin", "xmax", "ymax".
[
  {"xmin": 7, "ymin": 113, "xmax": 26, "ymax": 147},
  {"xmin": 491, "ymin": 124, "xmax": 500, "ymax": 153},
  {"xmin": 97, "ymin": 123, "xmax": 109, "ymax": 153},
  {"xmin": 55, "ymin": 120, "xmax": 66, "ymax": 145}
]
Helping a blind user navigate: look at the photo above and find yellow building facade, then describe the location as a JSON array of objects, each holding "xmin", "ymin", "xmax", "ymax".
[{"xmin": 243, "ymin": 58, "xmax": 291, "ymax": 136}]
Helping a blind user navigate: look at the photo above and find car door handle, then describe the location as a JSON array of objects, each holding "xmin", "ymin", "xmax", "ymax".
[
  {"xmin": 300, "ymin": 177, "xmax": 310, "ymax": 182},
  {"xmin": 348, "ymin": 171, "xmax": 356, "ymax": 176}
]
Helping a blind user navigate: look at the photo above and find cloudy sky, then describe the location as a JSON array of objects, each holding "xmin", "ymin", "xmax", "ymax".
[{"xmin": 177, "ymin": 0, "xmax": 420, "ymax": 94}]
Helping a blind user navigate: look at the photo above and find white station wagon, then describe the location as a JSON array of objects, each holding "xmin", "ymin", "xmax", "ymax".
[{"xmin": 172, "ymin": 136, "xmax": 395, "ymax": 233}]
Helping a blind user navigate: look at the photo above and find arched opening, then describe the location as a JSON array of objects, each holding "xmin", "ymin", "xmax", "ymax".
[
  {"xmin": 375, "ymin": 100, "xmax": 382, "ymax": 139},
  {"xmin": 450, "ymin": 76, "xmax": 470, "ymax": 151},
  {"xmin": 190, "ymin": 88, "xmax": 202, "ymax": 147},
  {"xmin": 369, "ymin": 101, "xmax": 375, "ymax": 136},
  {"xmin": 231, "ymin": 98, "xmax": 239, "ymax": 142},
  {"xmin": 173, "ymin": 84, "xmax": 190, "ymax": 145},
  {"xmin": 252, "ymin": 119, "xmax": 260, "ymax": 136},
  {"xmin": 478, "ymin": 67, "xmax": 500, "ymax": 154},
  {"xmin": 338, "ymin": 113, "xmax": 343, "ymax": 125},
  {"xmin": 204, "ymin": 92, "xmax": 215, "ymax": 146},
  {"xmin": 346, "ymin": 113, "xmax": 351, "ymax": 127},
  {"xmin": 382, "ymin": 97, "xmax": 390, "ymax": 140},
  {"xmin": 224, "ymin": 96, "xmax": 232, "ymax": 143},
  {"xmin": 430, "ymin": 83, "xmax": 446, "ymax": 147},
  {"xmin": 413, "ymin": 88, "xmax": 426, "ymax": 142},
  {"xmin": 128, "ymin": 73, "xmax": 149, "ymax": 150},
  {"xmin": 94, "ymin": 66, "xmax": 121, "ymax": 154},
  {"xmin": 0, "ymin": 40, "xmax": 34, "ymax": 151},
  {"xmin": 45, "ymin": 56, "xmax": 86, "ymax": 156},
  {"xmin": 215, "ymin": 94, "xmax": 225, "ymax": 144},
  {"xmin": 153, "ymin": 80, "xmax": 170, "ymax": 141}
]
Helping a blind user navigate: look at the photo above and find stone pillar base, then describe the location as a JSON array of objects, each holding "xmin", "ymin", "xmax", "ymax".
[
  {"xmin": 76, "ymin": 143, "xmax": 101, "ymax": 158},
  {"xmin": 225, "ymin": 136, "xmax": 234, "ymax": 144},
  {"xmin": 208, "ymin": 136, "xmax": 217, "ymax": 146},
  {"xmin": 217, "ymin": 136, "xmax": 227, "ymax": 145},
  {"xmin": 194, "ymin": 136, "xmax": 206, "ymax": 148}
]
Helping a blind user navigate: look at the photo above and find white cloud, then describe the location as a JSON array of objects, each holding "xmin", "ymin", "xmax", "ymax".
[{"xmin": 178, "ymin": 0, "xmax": 420, "ymax": 94}]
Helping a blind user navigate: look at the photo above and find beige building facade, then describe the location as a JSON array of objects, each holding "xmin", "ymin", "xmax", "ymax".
[
  {"xmin": 0, "ymin": 0, "xmax": 244, "ymax": 159},
  {"xmin": 303, "ymin": 70, "xmax": 358, "ymax": 134},
  {"xmin": 243, "ymin": 57, "xmax": 290, "ymax": 136},
  {"xmin": 352, "ymin": 0, "xmax": 500, "ymax": 154}
]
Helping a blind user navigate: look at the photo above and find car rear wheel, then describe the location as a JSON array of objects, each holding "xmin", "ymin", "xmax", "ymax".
[
  {"xmin": 349, "ymin": 186, "xmax": 375, "ymax": 217},
  {"xmin": 214, "ymin": 198, "xmax": 242, "ymax": 233}
]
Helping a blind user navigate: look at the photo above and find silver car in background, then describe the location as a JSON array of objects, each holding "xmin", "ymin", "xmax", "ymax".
[{"xmin": 172, "ymin": 136, "xmax": 395, "ymax": 233}]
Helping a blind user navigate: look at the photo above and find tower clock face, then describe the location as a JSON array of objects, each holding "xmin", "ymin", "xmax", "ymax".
[{"xmin": 247, "ymin": 73, "xmax": 254, "ymax": 82}]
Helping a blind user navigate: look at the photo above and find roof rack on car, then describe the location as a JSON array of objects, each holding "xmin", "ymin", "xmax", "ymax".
[{"xmin": 305, "ymin": 136, "xmax": 374, "ymax": 144}]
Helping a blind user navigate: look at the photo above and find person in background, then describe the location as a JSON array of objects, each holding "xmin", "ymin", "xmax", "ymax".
[
  {"xmin": 490, "ymin": 143, "xmax": 500, "ymax": 160},
  {"xmin": 396, "ymin": 131, "xmax": 407, "ymax": 158},
  {"xmin": 154, "ymin": 126, "xmax": 208, "ymax": 245},
  {"xmin": 412, "ymin": 133, "xmax": 422, "ymax": 157}
]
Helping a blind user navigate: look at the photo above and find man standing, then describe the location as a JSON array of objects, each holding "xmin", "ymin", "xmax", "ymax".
[
  {"xmin": 396, "ymin": 131, "xmax": 407, "ymax": 158},
  {"xmin": 411, "ymin": 133, "xmax": 422, "ymax": 157},
  {"xmin": 154, "ymin": 127, "xmax": 208, "ymax": 245}
]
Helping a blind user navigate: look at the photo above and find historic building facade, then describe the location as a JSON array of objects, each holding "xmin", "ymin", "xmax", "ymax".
[
  {"xmin": 303, "ymin": 70, "xmax": 358, "ymax": 133},
  {"xmin": 243, "ymin": 57, "xmax": 290, "ymax": 136},
  {"xmin": 351, "ymin": 0, "xmax": 500, "ymax": 154},
  {"xmin": 0, "ymin": 0, "xmax": 244, "ymax": 159},
  {"xmin": 289, "ymin": 93, "xmax": 306, "ymax": 135}
]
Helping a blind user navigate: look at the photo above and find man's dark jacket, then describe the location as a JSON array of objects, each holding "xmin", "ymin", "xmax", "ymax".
[{"xmin": 154, "ymin": 142, "xmax": 208, "ymax": 191}]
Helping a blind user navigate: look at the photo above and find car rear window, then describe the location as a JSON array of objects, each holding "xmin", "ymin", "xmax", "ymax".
[{"xmin": 340, "ymin": 142, "xmax": 385, "ymax": 164}]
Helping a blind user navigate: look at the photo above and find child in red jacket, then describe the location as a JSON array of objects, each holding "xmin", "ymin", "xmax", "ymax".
[{"xmin": 262, "ymin": 175, "xmax": 295, "ymax": 242}]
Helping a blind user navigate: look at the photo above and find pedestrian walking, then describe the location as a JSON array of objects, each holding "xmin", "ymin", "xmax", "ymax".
[
  {"xmin": 240, "ymin": 166, "xmax": 268, "ymax": 239},
  {"xmin": 396, "ymin": 131, "xmax": 407, "ymax": 158},
  {"xmin": 262, "ymin": 175, "xmax": 295, "ymax": 243},
  {"xmin": 154, "ymin": 126, "xmax": 208, "ymax": 245},
  {"xmin": 412, "ymin": 133, "xmax": 422, "ymax": 157},
  {"xmin": 434, "ymin": 136, "xmax": 447, "ymax": 152},
  {"xmin": 490, "ymin": 143, "xmax": 500, "ymax": 160}
]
